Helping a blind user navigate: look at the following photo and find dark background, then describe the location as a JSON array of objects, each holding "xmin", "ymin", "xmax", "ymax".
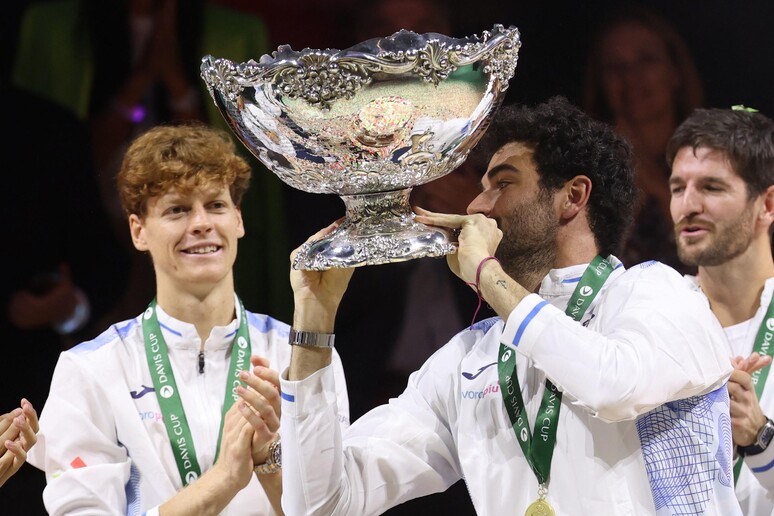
[{"xmin": 214, "ymin": 0, "xmax": 774, "ymax": 119}]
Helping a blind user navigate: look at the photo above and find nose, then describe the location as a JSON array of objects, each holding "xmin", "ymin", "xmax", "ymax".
[
  {"xmin": 189, "ymin": 205, "xmax": 213, "ymax": 232},
  {"xmin": 674, "ymin": 185, "xmax": 703, "ymax": 220},
  {"xmin": 466, "ymin": 191, "xmax": 490, "ymax": 215}
]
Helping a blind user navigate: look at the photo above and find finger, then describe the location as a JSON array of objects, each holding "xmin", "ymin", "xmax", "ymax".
[
  {"xmin": 413, "ymin": 209, "xmax": 466, "ymax": 230},
  {"xmin": 5, "ymin": 439, "xmax": 26, "ymax": 463},
  {"xmin": 236, "ymin": 401, "xmax": 272, "ymax": 438},
  {"xmin": 17, "ymin": 415, "xmax": 37, "ymax": 451},
  {"xmin": 250, "ymin": 355, "xmax": 270, "ymax": 369},
  {"xmin": 729, "ymin": 369, "xmax": 754, "ymax": 390},
  {"xmin": 0, "ymin": 409, "xmax": 22, "ymax": 437},
  {"xmin": 21, "ymin": 399, "xmax": 39, "ymax": 434},
  {"xmin": 237, "ymin": 374, "xmax": 280, "ymax": 432},
  {"xmin": 0, "ymin": 411, "xmax": 22, "ymax": 444},
  {"xmin": 290, "ymin": 218, "xmax": 346, "ymax": 263},
  {"xmin": 750, "ymin": 354, "xmax": 773, "ymax": 374}
]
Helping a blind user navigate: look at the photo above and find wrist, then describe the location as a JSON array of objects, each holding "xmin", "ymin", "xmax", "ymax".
[
  {"xmin": 254, "ymin": 438, "xmax": 281, "ymax": 475},
  {"xmin": 738, "ymin": 416, "xmax": 774, "ymax": 456},
  {"xmin": 292, "ymin": 304, "xmax": 336, "ymax": 333}
]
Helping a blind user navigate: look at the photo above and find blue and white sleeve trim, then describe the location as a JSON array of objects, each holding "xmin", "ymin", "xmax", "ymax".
[{"xmin": 500, "ymin": 293, "xmax": 557, "ymax": 356}]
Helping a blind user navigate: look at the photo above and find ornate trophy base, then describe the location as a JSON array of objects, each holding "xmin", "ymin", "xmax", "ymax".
[{"xmin": 293, "ymin": 189, "xmax": 457, "ymax": 270}]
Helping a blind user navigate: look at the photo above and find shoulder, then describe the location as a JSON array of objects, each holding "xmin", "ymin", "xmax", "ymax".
[
  {"xmin": 419, "ymin": 316, "xmax": 502, "ymax": 372},
  {"xmin": 610, "ymin": 260, "xmax": 700, "ymax": 297},
  {"xmin": 246, "ymin": 311, "xmax": 290, "ymax": 337}
]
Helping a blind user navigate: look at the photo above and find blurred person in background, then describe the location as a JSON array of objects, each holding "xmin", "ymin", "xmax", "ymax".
[
  {"xmin": 1, "ymin": 79, "xmax": 129, "ymax": 515},
  {"xmin": 582, "ymin": 4, "xmax": 703, "ymax": 273},
  {"xmin": 12, "ymin": 0, "xmax": 292, "ymax": 326}
]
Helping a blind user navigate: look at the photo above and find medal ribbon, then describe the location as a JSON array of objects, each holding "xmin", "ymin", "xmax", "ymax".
[
  {"xmin": 142, "ymin": 297, "xmax": 252, "ymax": 486},
  {"xmin": 498, "ymin": 256, "xmax": 612, "ymax": 486},
  {"xmin": 733, "ymin": 294, "xmax": 774, "ymax": 483}
]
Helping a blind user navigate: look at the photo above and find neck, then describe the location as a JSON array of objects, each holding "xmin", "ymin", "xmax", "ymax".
[
  {"xmin": 698, "ymin": 239, "xmax": 774, "ymax": 326},
  {"xmin": 554, "ymin": 223, "xmax": 600, "ymax": 269},
  {"xmin": 155, "ymin": 281, "xmax": 237, "ymax": 342}
]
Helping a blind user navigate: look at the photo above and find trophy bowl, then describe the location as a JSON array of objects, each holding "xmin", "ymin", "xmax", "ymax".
[{"xmin": 201, "ymin": 24, "xmax": 521, "ymax": 270}]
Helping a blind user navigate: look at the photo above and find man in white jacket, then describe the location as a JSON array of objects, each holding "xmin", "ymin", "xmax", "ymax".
[
  {"xmin": 27, "ymin": 124, "xmax": 350, "ymax": 515},
  {"xmin": 668, "ymin": 106, "xmax": 774, "ymax": 515},
  {"xmin": 279, "ymin": 96, "xmax": 739, "ymax": 515}
]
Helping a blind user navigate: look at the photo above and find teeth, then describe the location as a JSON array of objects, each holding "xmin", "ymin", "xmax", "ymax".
[{"xmin": 186, "ymin": 245, "xmax": 218, "ymax": 254}]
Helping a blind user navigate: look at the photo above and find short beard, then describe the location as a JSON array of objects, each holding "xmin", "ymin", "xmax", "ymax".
[
  {"xmin": 676, "ymin": 203, "xmax": 755, "ymax": 267},
  {"xmin": 495, "ymin": 188, "xmax": 558, "ymax": 291}
]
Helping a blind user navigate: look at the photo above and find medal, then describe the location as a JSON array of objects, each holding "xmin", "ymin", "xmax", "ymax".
[{"xmin": 525, "ymin": 498, "xmax": 555, "ymax": 516}]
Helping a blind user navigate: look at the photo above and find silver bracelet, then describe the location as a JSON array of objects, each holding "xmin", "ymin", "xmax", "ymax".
[{"xmin": 288, "ymin": 328, "xmax": 335, "ymax": 348}]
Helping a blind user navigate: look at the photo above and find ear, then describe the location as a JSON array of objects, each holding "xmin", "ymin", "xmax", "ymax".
[
  {"xmin": 758, "ymin": 184, "xmax": 774, "ymax": 229},
  {"xmin": 558, "ymin": 175, "xmax": 592, "ymax": 220},
  {"xmin": 129, "ymin": 214, "xmax": 149, "ymax": 251},
  {"xmin": 235, "ymin": 207, "xmax": 246, "ymax": 239}
]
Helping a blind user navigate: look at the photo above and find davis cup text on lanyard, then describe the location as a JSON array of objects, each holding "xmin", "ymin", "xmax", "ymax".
[
  {"xmin": 498, "ymin": 256, "xmax": 612, "ymax": 513},
  {"xmin": 733, "ymin": 295, "xmax": 774, "ymax": 483},
  {"xmin": 142, "ymin": 298, "xmax": 252, "ymax": 486}
]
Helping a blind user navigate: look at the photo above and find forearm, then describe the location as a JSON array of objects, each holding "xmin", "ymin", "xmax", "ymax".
[
  {"xmin": 256, "ymin": 471, "xmax": 284, "ymax": 515},
  {"xmin": 159, "ymin": 465, "xmax": 241, "ymax": 516},
  {"xmin": 477, "ymin": 259, "xmax": 530, "ymax": 319}
]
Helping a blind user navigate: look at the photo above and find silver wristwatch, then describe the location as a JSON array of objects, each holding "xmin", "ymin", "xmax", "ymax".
[
  {"xmin": 254, "ymin": 438, "xmax": 281, "ymax": 474},
  {"xmin": 288, "ymin": 328, "xmax": 335, "ymax": 348},
  {"xmin": 738, "ymin": 417, "xmax": 774, "ymax": 457}
]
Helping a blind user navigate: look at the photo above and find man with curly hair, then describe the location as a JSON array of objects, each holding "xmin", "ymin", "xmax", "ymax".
[
  {"xmin": 27, "ymin": 123, "xmax": 350, "ymax": 515},
  {"xmin": 277, "ymin": 96, "xmax": 740, "ymax": 514}
]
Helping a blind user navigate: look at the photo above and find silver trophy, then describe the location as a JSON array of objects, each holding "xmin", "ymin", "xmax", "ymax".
[{"xmin": 201, "ymin": 25, "xmax": 520, "ymax": 270}]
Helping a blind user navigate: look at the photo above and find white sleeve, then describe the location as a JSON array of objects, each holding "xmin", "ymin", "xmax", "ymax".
[
  {"xmin": 280, "ymin": 356, "xmax": 462, "ymax": 516},
  {"xmin": 500, "ymin": 267, "xmax": 733, "ymax": 422},
  {"xmin": 330, "ymin": 348, "xmax": 351, "ymax": 428},
  {"xmin": 31, "ymin": 352, "xmax": 138, "ymax": 516},
  {"xmin": 743, "ymin": 444, "xmax": 774, "ymax": 495}
]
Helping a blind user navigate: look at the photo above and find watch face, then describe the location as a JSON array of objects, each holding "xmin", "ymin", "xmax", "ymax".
[
  {"xmin": 272, "ymin": 440, "xmax": 282, "ymax": 466},
  {"xmin": 760, "ymin": 420, "xmax": 774, "ymax": 448}
]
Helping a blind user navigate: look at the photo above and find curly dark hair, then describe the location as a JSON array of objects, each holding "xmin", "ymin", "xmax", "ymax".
[
  {"xmin": 474, "ymin": 96, "xmax": 636, "ymax": 257},
  {"xmin": 666, "ymin": 107, "xmax": 774, "ymax": 199}
]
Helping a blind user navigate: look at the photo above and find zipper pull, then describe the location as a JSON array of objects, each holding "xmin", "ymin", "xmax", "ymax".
[{"xmin": 198, "ymin": 351, "xmax": 205, "ymax": 374}]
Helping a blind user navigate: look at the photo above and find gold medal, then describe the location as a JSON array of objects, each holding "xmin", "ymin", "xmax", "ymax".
[{"xmin": 525, "ymin": 498, "xmax": 555, "ymax": 516}]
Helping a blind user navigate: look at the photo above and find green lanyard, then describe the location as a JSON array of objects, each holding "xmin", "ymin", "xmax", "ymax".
[
  {"xmin": 142, "ymin": 297, "xmax": 252, "ymax": 486},
  {"xmin": 733, "ymin": 294, "xmax": 774, "ymax": 484},
  {"xmin": 498, "ymin": 256, "xmax": 612, "ymax": 489}
]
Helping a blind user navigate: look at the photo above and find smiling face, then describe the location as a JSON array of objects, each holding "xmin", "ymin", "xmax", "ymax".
[
  {"xmin": 669, "ymin": 146, "xmax": 759, "ymax": 266},
  {"xmin": 467, "ymin": 142, "xmax": 559, "ymax": 280},
  {"xmin": 129, "ymin": 184, "xmax": 245, "ymax": 295}
]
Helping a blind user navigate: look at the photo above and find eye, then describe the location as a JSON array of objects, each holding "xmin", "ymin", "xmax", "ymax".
[
  {"xmin": 209, "ymin": 200, "xmax": 229, "ymax": 211},
  {"xmin": 669, "ymin": 185, "xmax": 684, "ymax": 195},
  {"xmin": 496, "ymin": 180, "xmax": 510, "ymax": 190},
  {"xmin": 166, "ymin": 205, "xmax": 187, "ymax": 216}
]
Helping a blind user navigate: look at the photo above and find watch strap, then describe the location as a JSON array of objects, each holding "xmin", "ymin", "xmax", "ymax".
[{"xmin": 289, "ymin": 328, "xmax": 335, "ymax": 348}]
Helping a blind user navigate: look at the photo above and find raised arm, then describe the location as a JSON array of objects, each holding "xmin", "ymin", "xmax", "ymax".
[{"xmin": 288, "ymin": 222, "xmax": 354, "ymax": 381}]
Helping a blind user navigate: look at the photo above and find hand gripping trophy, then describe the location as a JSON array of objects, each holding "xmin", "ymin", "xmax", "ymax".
[{"xmin": 201, "ymin": 25, "xmax": 520, "ymax": 270}]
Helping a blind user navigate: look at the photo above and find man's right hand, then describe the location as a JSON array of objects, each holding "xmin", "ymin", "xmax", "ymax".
[
  {"xmin": 290, "ymin": 220, "xmax": 355, "ymax": 333},
  {"xmin": 728, "ymin": 354, "xmax": 772, "ymax": 448}
]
